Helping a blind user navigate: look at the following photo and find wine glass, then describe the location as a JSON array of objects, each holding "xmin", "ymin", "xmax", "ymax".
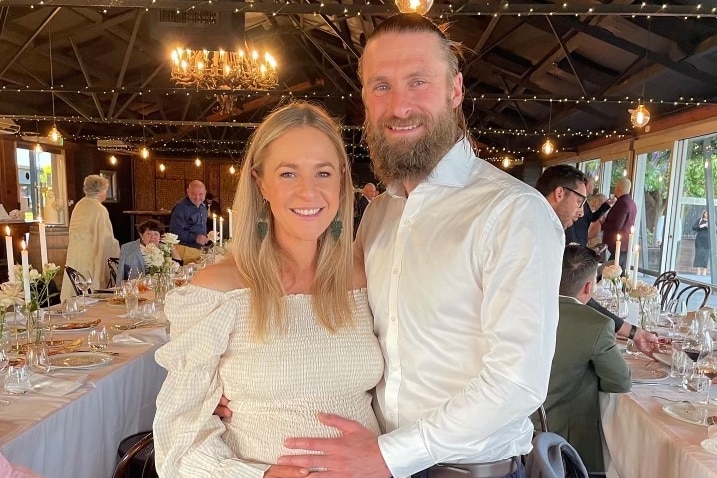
[
  {"xmin": 0, "ymin": 349, "xmax": 9, "ymax": 373},
  {"xmin": 665, "ymin": 299, "xmax": 688, "ymax": 332},
  {"xmin": 698, "ymin": 352, "xmax": 717, "ymax": 404},
  {"xmin": 127, "ymin": 267, "xmax": 143, "ymax": 282},
  {"xmin": 76, "ymin": 271, "xmax": 93, "ymax": 308}
]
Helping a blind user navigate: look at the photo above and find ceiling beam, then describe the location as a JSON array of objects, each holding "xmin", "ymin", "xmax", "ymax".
[
  {"xmin": 108, "ymin": 9, "xmax": 143, "ymax": 118},
  {"xmin": 69, "ymin": 37, "xmax": 105, "ymax": 120},
  {"xmin": 0, "ymin": 7, "xmax": 60, "ymax": 79},
  {"xmin": 112, "ymin": 63, "xmax": 164, "ymax": 118},
  {"xmin": 546, "ymin": 17, "xmax": 587, "ymax": 97}
]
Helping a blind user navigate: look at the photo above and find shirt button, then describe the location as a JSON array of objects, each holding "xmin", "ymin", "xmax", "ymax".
[
  {"xmin": 390, "ymin": 316, "xmax": 397, "ymax": 322},
  {"xmin": 389, "ymin": 413, "xmax": 397, "ymax": 420},
  {"xmin": 403, "ymin": 219, "xmax": 412, "ymax": 226},
  {"xmin": 392, "ymin": 365, "xmax": 399, "ymax": 372},
  {"xmin": 392, "ymin": 268, "xmax": 399, "ymax": 274}
]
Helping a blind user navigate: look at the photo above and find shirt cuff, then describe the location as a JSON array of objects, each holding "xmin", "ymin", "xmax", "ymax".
[{"xmin": 377, "ymin": 424, "xmax": 434, "ymax": 478}]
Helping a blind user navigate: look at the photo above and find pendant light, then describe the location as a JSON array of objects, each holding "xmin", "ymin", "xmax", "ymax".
[{"xmin": 630, "ymin": 19, "xmax": 651, "ymax": 128}]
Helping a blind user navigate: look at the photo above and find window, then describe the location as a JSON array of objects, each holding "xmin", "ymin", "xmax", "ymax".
[{"xmin": 15, "ymin": 147, "xmax": 68, "ymax": 224}]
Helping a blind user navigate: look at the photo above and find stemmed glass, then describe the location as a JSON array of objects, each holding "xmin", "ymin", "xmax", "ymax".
[
  {"xmin": 76, "ymin": 271, "xmax": 93, "ymax": 308},
  {"xmin": 698, "ymin": 352, "xmax": 717, "ymax": 405},
  {"xmin": 665, "ymin": 299, "xmax": 687, "ymax": 331}
]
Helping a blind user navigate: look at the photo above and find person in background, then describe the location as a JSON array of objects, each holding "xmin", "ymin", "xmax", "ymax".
[
  {"xmin": 565, "ymin": 176, "xmax": 613, "ymax": 246},
  {"xmin": 537, "ymin": 167, "xmax": 659, "ymax": 358},
  {"xmin": 354, "ymin": 182, "xmax": 377, "ymax": 233},
  {"xmin": 693, "ymin": 209, "xmax": 710, "ymax": 276},
  {"xmin": 601, "ymin": 178, "xmax": 637, "ymax": 270},
  {"xmin": 61, "ymin": 174, "xmax": 120, "ymax": 300},
  {"xmin": 153, "ymin": 101, "xmax": 383, "ymax": 478},
  {"xmin": 169, "ymin": 180, "xmax": 208, "ymax": 249},
  {"xmin": 545, "ymin": 244, "xmax": 631, "ymax": 474},
  {"xmin": 117, "ymin": 219, "xmax": 182, "ymax": 284},
  {"xmin": 586, "ymin": 193, "xmax": 609, "ymax": 249},
  {"xmin": 278, "ymin": 13, "xmax": 564, "ymax": 478}
]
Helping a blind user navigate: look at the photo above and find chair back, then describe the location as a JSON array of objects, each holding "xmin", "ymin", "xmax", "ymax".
[
  {"xmin": 63, "ymin": 266, "xmax": 84, "ymax": 296},
  {"xmin": 653, "ymin": 271, "xmax": 677, "ymax": 285},
  {"xmin": 655, "ymin": 277, "xmax": 680, "ymax": 310},
  {"xmin": 674, "ymin": 284, "xmax": 711, "ymax": 311},
  {"xmin": 113, "ymin": 432, "xmax": 156, "ymax": 478},
  {"xmin": 107, "ymin": 257, "xmax": 119, "ymax": 288}
]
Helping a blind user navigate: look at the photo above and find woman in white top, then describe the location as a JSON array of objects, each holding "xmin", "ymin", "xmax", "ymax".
[{"xmin": 153, "ymin": 102, "xmax": 384, "ymax": 478}]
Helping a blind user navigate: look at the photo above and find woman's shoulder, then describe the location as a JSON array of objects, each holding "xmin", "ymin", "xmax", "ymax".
[{"xmin": 190, "ymin": 259, "xmax": 249, "ymax": 293}]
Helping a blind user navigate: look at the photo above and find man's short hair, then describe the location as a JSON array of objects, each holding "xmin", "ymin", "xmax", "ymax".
[
  {"xmin": 535, "ymin": 165, "xmax": 588, "ymax": 198},
  {"xmin": 560, "ymin": 245, "xmax": 600, "ymax": 297}
]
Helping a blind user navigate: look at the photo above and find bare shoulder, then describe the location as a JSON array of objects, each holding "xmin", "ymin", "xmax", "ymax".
[
  {"xmin": 352, "ymin": 253, "xmax": 367, "ymax": 289},
  {"xmin": 190, "ymin": 259, "xmax": 248, "ymax": 292}
]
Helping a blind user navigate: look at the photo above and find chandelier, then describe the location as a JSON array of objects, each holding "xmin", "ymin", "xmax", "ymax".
[{"xmin": 170, "ymin": 47, "xmax": 278, "ymax": 115}]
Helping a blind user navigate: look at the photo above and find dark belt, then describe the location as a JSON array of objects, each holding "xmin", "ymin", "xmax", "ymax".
[{"xmin": 414, "ymin": 457, "xmax": 518, "ymax": 478}]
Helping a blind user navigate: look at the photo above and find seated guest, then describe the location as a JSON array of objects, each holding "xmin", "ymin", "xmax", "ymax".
[
  {"xmin": 117, "ymin": 219, "xmax": 181, "ymax": 284},
  {"xmin": 545, "ymin": 244, "xmax": 631, "ymax": 474}
]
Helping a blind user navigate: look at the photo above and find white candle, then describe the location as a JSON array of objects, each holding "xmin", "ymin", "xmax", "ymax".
[
  {"xmin": 614, "ymin": 234, "xmax": 622, "ymax": 270},
  {"xmin": 38, "ymin": 217, "xmax": 48, "ymax": 266},
  {"xmin": 632, "ymin": 246, "xmax": 640, "ymax": 288},
  {"xmin": 20, "ymin": 241, "xmax": 31, "ymax": 304},
  {"xmin": 219, "ymin": 217, "xmax": 224, "ymax": 246},
  {"xmin": 625, "ymin": 226, "xmax": 635, "ymax": 274},
  {"xmin": 212, "ymin": 213, "xmax": 217, "ymax": 243},
  {"xmin": 5, "ymin": 226, "xmax": 14, "ymax": 283},
  {"xmin": 227, "ymin": 208, "xmax": 233, "ymax": 238}
]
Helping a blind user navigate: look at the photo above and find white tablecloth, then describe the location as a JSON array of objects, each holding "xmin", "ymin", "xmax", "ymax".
[
  {"xmin": 601, "ymin": 362, "xmax": 717, "ymax": 478},
  {"xmin": 0, "ymin": 297, "xmax": 167, "ymax": 478}
]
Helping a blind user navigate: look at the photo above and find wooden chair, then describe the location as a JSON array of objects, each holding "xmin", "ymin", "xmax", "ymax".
[
  {"xmin": 107, "ymin": 257, "xmax": 119, "ymax": 288},
  {"xmin": 674, "ymin": 284, "xmax": 711, "ymax": 311},
  {"xmin": 113, "ymin": 432, "xmax": 156, "ymax": 478},
  {"xmin": 655, "ymin": 277, "xmax": 680, "ymax": 310}
]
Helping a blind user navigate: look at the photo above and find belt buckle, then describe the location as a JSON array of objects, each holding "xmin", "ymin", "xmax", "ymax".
[{"xmin": 430, "ymin": 458, "xmax": 515, "ymax": 478}]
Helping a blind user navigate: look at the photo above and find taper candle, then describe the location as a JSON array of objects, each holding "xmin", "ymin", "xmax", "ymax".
[
  {"xmin": 20, "ymin": 241, "xmax": 30, "ymax": 304},
  {"xmin": 5, "ymin": 226, "xmax": 14, "ymax": 283},
  {"xmin": 614, "ymin": 234, "xmax": 622, "ymax": 270},
  {"xmin": 38, "ymin": 217, "xmax": 48, "ymax": 266}
]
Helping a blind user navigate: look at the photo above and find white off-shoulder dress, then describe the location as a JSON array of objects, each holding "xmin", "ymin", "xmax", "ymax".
[{"xmin": 153, "ymin": 285, "xmax": 383, "ymax": 478}]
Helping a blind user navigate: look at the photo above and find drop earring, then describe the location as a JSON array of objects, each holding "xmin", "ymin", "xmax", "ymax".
[
  {"xmin": 330, "ymin": 215, "xmax": 343, "ymax": 241},
  {"xmin": 257, "ymin": 199, "xmax": 269, "ymax": 240}
]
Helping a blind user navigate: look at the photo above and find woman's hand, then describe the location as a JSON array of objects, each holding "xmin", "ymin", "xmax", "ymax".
[{"xmin": 264, "ymin": 465, "xmax": 310, "ymax": 477}]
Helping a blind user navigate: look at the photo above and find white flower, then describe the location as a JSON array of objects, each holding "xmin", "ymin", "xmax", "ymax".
[
  {"xmin": 629, "ymin": 282, "xmax": 659, "ymax": 300},
  {"xmin": 0, "ymin": 282, "xmax": 22, "ymax": 309},
  {"xmin": 602, "ymin": 264, "xmax": 623, "ymax": 280},
  {"xmin": 162, "ymin": 233, "xmax": 179, "ymax": 246}
]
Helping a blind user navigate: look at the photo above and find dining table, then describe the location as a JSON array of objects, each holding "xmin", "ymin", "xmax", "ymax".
[
  {"xmin": 601, "ymin": 349, "xmax": 717, "ymax": 478},
  {"xmin": 0, "ymin": 292, "xmax": 168, "ymax": 478}
]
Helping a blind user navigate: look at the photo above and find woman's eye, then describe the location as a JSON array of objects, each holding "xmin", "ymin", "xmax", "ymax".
[
  {"xmin": 280, "ymin": 172, "xmax": 295, "ymax": 178},
  {"xmin": 318, "ymin": 171, "xmax": 331, "ymax": 178}
]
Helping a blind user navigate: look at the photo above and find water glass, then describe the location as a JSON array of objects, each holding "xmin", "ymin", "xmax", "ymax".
[
  {"xmin": 87, "ymin": 327, "xmax": 108, "ymax": 351},
  {"xmin": 62, "ymin": 297, "xmax": 81, "ymax": 317},
  {"xmin": 26, "ymin": 345, "xmax": 50, "ymax": 373},
  {"xmin": 125, "ymin": 295, "xmax": 139, "ymax": 320},
  {"xmin": 4, "ymin": 365, "xmax": 31, "ymax": 395},
  {"xmin": 670, "ymin": 339, "xmax": 690, "ymax": 383},
  {"xmin": 138, "ymin": 302, "xmax": 157, "ymax": 321}
]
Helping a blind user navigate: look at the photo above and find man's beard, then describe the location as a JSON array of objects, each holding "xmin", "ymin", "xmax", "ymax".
[{"xmin": 365, "ymin": 103, "xmax": 460, "ymax": 185}]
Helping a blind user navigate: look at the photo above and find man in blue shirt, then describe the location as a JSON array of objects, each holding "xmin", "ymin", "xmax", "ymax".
[{"xmin": 169, "ymin": 180, "xmax": 209, "ymax": 249}]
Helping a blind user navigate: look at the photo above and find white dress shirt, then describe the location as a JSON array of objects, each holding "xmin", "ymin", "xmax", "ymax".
[{"xmin": 355, "ymin": 138, "xmax": 565, "ymax": 478}]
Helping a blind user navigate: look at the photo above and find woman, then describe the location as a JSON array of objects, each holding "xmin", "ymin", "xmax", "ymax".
[
  {"xmin": 61, "ymin": 174, "xmax": 120, "ymax": 300},
  {"xmin": 117, "ymin": 219, "xmax": 181, "ymax": 284},
  {"xmin": 153, "ymin": 102, "xmax": 383, "ymax": 477},
  {"xmin": 693, "ymin": 209, "xmax": 710, "ymax": 276}
]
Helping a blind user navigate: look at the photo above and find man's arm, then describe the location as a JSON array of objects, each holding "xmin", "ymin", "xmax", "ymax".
[
  {"xmin": 169, "ymin": 203, "xmax": 196, "ymax": 246},
  {"xmin": 591, "ymin": 202, "xmax": 611, "ymax": 223},
  {"xmin": 592, "ymin": 320, "xmax": 632, "ymax": 392},
  {"xmin": 587, "ymin": 297, "xmax": 624, "ymax": 333}
]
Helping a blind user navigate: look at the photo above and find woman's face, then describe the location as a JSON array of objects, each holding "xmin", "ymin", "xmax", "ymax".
[
  {"xmin": 97, "ymin": 188, "xmax": 108, "ymax": 202},
  {"xmin": 140, "ymin": 230, "xmax": 161, "ymax": 246},
  {"xmin": 254, "ymin": 126, "xmax": 343, "ymax": 248}
]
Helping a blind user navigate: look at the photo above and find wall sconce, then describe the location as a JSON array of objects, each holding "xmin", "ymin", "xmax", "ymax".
[{"xmin": 195, "ymin": 157, "xmax": 201, "ymax": 167}]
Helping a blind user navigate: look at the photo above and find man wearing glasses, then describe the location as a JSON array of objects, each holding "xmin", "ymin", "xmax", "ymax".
[{"xmin": 535, "ymin": 165, "xmax": 588, "ymax": 230}]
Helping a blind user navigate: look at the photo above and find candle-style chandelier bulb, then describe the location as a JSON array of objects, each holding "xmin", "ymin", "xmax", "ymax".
[
  {"xmin": 395, "ymin": 0, "xmax": 434, "ymax": 15},
  {"xmin": 48, "ymin": 125, "xmax": 61, "ymax": 143},
  {"xmin": 140, "ymin": 147, "xmax": 150, "ymax": 159},
  {"xmin": 541, "ymin": 138, "xmax": 555, "ymax": 156},
  {"xmin": 629, "ymin": 103, "xmax": 651, "ymax": 128}
]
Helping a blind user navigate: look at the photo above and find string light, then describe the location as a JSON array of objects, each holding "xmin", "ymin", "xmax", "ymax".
[{"xmin": 140, "ymin": 146, "xmax": 150, "ymax": 159}]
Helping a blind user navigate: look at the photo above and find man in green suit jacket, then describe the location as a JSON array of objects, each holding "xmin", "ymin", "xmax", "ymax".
[{"xmin": 546, "ymin": 245, "xmax": 631, "ymax": 474}]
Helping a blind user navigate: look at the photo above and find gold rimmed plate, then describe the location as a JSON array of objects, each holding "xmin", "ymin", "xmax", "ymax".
[{"xmin": 47, "ymin": 352, "xmax": 113, "ymax": 369}]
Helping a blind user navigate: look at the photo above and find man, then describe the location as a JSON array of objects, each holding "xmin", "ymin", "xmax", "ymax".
[
  {"xmin": 601, "ymin": 178, "xmax": 637, "ymax": 270},
  {"xmin": 354, "ymin": 182, "xmax": 378, "ymax": 234},
  {"xmin": 546, "ymin": 245, "xmax": 631, "ymax": 473},
  {"xmin": 537, "ymin": 166, "xmax": 658, "ymax": 357},
  {"xmin": 279, "ymin": 14, "xmax": 565, "ymax": 478},
  {"xmin": 565, "ymin": 176, "xmax": 612, "ymax": 246},
  {"xmin": 169, "ymin": 179, "xmax": 208, "ymax": 249},
  {"xmin": 535, "ymin": 165, "xmax": 588, "ymax": 230}
]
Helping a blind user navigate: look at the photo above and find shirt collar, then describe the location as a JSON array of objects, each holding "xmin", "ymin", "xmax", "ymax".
[
  {"xmin": 386, "ymin": 137, "xmax": 475, "ymax": 198},
  {"xmin": 559, "ymin": 295, "xmax": 583, "ymax": 305}
]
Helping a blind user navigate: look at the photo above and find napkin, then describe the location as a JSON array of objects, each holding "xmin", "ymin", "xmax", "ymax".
[
  {"xmin": 702, "ymin": 424, "xmax": 717, "ymax": 454},
  {"xmin": 112, "ymin": 327, "xmax": 168, "ymax": 345},
  {"xmin": 30, "ymin": 373, "xmax": 84, "ymax": 397}
]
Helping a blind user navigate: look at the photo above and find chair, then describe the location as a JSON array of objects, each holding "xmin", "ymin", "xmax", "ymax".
[
  {"xmin": 674, "ymin": 284, "xmax": 711, "ymax": 311},
  {"xmin": 107, "ymin": 257, "xmax": 119, "ymax": 288},
  {"xmin": 63, "ymin": 265, "xmax": 84, "ymax": 296},
  {"xmin": 113, "ymin": 432, "xmax": 157, "ymax": 478},
  {"xmin": 653, "ymin": 271, "xmax": 677, "ymax": 285},
  {"xmin": 654, "ymin": 277, "xmax": 680, "ymax": 310}
]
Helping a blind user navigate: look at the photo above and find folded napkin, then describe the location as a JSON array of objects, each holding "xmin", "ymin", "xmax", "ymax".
[
  {"xmin": 702, "ymin": 424, "xmax": 717, "ymax": 454},
  {"xmin": 112, "ymin": 327, "xmax": 168, "ymax": 345},
  {"xmin": 30, "ymin": 372, "xmax": 83, "ymax": 397}
]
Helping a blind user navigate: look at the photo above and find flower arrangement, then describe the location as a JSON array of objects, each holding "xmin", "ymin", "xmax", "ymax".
[
  {"xmin": 140, "ymin": 233, "xmax": 179, "ymax": 276},
  {"xmin": 602, "ymin": 264, "xmax": 623, "ymax": 282},
  {"xmin": 0, "ymin": 282, "xmax": 22, "ymax": 338},
  {"xmin": 629, "ymin": 281, "xmax": 659, "ymax": 329},
  {"xmin": 14, "ymin": 263, "xmax": 61, "ymax": 310}
]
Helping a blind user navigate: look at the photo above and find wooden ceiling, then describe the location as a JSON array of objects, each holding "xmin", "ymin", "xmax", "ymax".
[{"xmin": 1, "ymin": 0, "xmax": 717, "ymax": 169}]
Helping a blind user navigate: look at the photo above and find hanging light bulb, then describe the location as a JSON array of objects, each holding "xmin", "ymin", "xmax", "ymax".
[
  {"xmin": 48, "ymin": 125, "xmax": 61, "ymax": 143},
  {"xmin": 395, "ymin": 0, "xmax": 433, "ymax": 15},
  {"xmin": 541, "ymin": 138, "xmax": 555, "ymax": 156},
  {"xmin": 195, "ymin": 157, "xmax": 201, "ymax": 167},
  {"xmin": 229, "ymin": 165, "xmax": 236, "ymax": 175},
  {"xmin": 502, "ymin": 157, "xmax": 511, "ymax": 169},
  {"xmin": 159, "ymin": 163, "xmax": 166, "ymax": 172},
  {"xmin": 109, "ymin": 155, "xmax": 118, "ymax": 165},
  {"xmin": 34, "ymin": 142, "xmax": 43, "ymax": 153},
  {"xmin": 629, "ymin": 103, "xmax": 651, "ymax": 128},
  {"xmin": 140, "ymin": 147, "xmax": 150, "ymax": 159}
]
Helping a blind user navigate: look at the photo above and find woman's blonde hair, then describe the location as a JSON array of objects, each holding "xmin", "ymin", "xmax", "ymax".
[{"xmin": 230, "ymin": 101, "xmax": 354, "ymax": 340}]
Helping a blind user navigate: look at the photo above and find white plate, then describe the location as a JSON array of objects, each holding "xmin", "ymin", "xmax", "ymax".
[
  {"xmin": 626, "ymin": 358, "xmax": 669, "ymax": 382},
  {"xmin": 87, "ymin": 292, "xmax": 114, "ymax": 300},
  {"xmin": 47, "ymin": 352, "xmax": 113, "ymax": 369},
  {"xmin": 654, "ymin": 352, "xmax": 672, "ymax": 367},
  {"xmin": 663, "ymin": 402, "xmax": 717, "ymax": 426}
]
